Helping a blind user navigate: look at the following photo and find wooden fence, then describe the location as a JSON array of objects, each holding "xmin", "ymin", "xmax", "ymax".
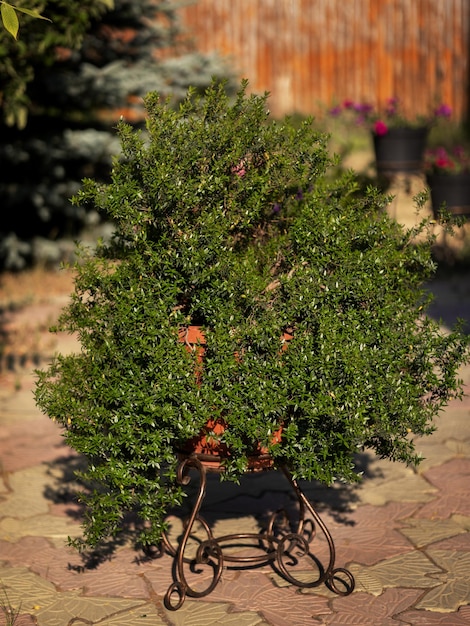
[{"xmin": 177, "ymin": 0, "xmax": 470, "ymax": 121}]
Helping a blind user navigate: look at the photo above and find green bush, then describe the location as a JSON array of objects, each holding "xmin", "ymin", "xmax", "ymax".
[{"xmin": 35, "ymin": 80, "xmax": 469, "ymax": 549}]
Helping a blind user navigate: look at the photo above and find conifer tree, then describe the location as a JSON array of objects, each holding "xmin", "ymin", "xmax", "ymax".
[{"xmin": 0, "ymin": 0, "xmax": 234, "ymax": 269}]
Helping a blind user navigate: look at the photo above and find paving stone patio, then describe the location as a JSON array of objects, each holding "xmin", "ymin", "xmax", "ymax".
[{"xmin": 1, "ymin": 200, "xmax": 470, "ymax": 624}]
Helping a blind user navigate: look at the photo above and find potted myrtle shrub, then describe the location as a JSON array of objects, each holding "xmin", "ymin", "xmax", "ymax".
[{"xmin": 35, "ymin": 80, "xmax": 468, "ymax": 552}]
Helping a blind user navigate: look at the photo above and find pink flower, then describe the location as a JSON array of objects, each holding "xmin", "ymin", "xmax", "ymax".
[
  {"xmin": 425, "ymin": 146, "xmax": 469, "ymax": 174},
  {"xmin": 373, "ymin": 120, "xmax": 388, "ymax": 136},
  {"xmin": 434, "ymin": 103, "xmax": 452, "ymax": 118},
  {"xmin": 232, "ymin": 160, "xmax": 246, "ymax": 177},
  {"xmin": 329, "ymin": 105, "xmax": 342, "ymax": 116},
  {"xmin": 385, "ymin": 97, "xmax": 398, "ymax": 117},
  {"xmin": 436, "ymin": 156, "xmax": 452, "ymax": 169},
  {"xmin": 330, "ymin": 97, "xmax": 453, "ymax": 137},
  {"xmin": 354, "ymin": 102, "xmax": 373, "ymax": 115}
]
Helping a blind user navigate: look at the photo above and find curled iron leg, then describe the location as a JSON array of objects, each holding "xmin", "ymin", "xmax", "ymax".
[
  {"xmin": 164, "ymin": 456, "xmax": 224, "ymax": 611},
  {"xmin": 278, "ymin": 466, "xmax": 355, "ymax": 595}
]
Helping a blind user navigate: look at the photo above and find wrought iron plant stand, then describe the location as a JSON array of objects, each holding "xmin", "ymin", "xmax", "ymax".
[{"xmin": 151, "ymin": 451, "xmax": 355, "ymax": 611}]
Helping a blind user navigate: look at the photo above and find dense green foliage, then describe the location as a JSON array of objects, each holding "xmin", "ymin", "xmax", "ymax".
[{"xmin": 35, "ymin": 81, "xmax": 469, "ymax": 549}]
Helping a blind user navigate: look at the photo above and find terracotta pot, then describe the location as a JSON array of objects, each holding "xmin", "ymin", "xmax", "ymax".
[
  {"xmin": 373, "ymin": 126, "xmax": 428, "ymax": 176},
  {"xmin": 177, "ymin": 325, "xmax": 291, "ymax": 470},
  {"xmin": 426, "ymin": 172, "xmax": 470, "ymax": 218}
]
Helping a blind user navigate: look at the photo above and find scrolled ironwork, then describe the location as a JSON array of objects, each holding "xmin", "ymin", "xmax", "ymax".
[
  {"xmin": 326, "ymin": 566, "xmax": 356, "ymax": 596},
  {"xmin": 156, "ymin": 454, "xmax": 355, "ymax": 610},
  {"xmin": 162, "ymin": 456, "xmax": 224, "ymax": 610}
]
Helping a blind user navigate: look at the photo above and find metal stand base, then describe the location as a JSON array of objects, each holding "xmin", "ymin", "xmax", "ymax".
[{"xmin": 154, "ymin": 455, "xmax": 355, "ymax": 611}]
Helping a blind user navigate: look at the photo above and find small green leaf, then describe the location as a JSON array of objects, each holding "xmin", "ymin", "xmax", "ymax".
[
  {"xmin": 1, "ymin": 3, "xmax": 19, "ymax": 39},
  {"xmin": 13, "ymin": 6, "xmax": 51, "ymax": 21}
]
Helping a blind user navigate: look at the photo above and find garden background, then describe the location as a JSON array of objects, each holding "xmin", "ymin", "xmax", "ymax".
[{"xmin": 1, "ymin": 0, "xmax": 470, "ymax": 270}]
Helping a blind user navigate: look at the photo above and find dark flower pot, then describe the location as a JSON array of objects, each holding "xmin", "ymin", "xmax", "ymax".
[
  {"xmin": 426, "ymin": 172, "xmax": 470, "ymax": 217},
  {"xmin": 373, "ymin": 127, "xmax": 429, "ymax": 175}
]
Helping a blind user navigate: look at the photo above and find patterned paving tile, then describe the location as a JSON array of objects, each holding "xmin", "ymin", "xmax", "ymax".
[
  {"xmin": 413, "ymin": 438, "xmax": 470, "ymax": 473},
  {"xmin": 21, "ymin": 539, "xmax": 166, "ymax": 597},
  {"xmin": 100, "ymin": 604, "xmax": 168, "ymax": 625},
  {"xmin": 163, "ymin": 600, "xmax": 270, "ymax": 626},
  {"xmin": 197, "ymin": 570, "xmax": 332, "ymax": 626},
  {"xmin": 400, "ymin": 517, "xmax": 468, "ymax": 548},
  {"xmin": 0, "ymin": 411, "xmax": 67, "ymax": 473},
  {"xmin": 415, "ymin": 459, "xmax": 470, "ymax": 519},
  {"xmin": 0, "ymin": 513, "xmax": 81, "ymax": 547},
  {"xmin": 48, "ymin": 499, "xmax": 83, "ymax": 519},
  {"xmin": 425, "ymin": 457, "xmax": 470, "ymax": 486},
  {"xmin": 425, "ymin": 406, "xmax": 470, "ymax": 445},
  {"xmin": 320, "ymin": 588, "xmax": 423, "ymax": 625},
  {"xmin": 146, "ymin": 557, "xmax": 331, "ymax": 625},
  {"xmin": 0, "ymin": 536, "xmax": 72, "ymax": 574},
  {"xmin": 0, "ymin": 466, "xmax": 52, "ymax": 518},
  {"xmin": 34, "ymin": 594, "xmax": 150, "ymax": 626},
  {"xmin": 320, "ymin": 501, "xmax": 418, "ymax": 565},
  {"xmin": 0, "ymin": 434, "xmax": 83, "ymax": 551},
  {"xmin": 1, "ymin": 614, "xmax": 36, "ymax": 626},
  {"xmin": 269, "ymin": 570, "xmax": 336, "ymax": 594},
  {"xmin": 78, "ymin": 549, "xmax": 152, "ymax": 599},
  {"xmin": 426, "ymin": 527, "xmax": 470, "ymax": 551},
  {"xmin": 141, "ymin": 557, "xmax": 186, "ymax": 598},
  {"xmin": 3, "ymin": 537, "xmax": 159, "ymax": 624},
  {"xmin": 397, "ymin": 605, "xmax": 470, "ymax": 625},
  {"xmin": 445, "ymin": 438, "xmax": 470, "ymax": 457},
  {"xmin": 9, "ymin": 432, "xmax": 71, "ymax": 473},
  {"xmin": 0, "ymin": 565, "xmax": 58, "ymax": 615},
  {"xmin": 355, "ymin": 471, "xmax": 437, "ymax": 507},
  {"xmin": 415, "ymin": 549, "xmax": 470, "ymax": 612},
  {"xmin": 347, "ymin": 551, "xmax": 442, "ymax": 596}
]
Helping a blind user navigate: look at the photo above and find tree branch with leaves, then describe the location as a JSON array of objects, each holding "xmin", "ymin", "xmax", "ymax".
[
  {"xmin": 0, "ymin": 0, "xmax": 114, "ymax": 126},
  {"xmin": 0, "ymin": 1, "xmax": 50, "ymax": 39}
]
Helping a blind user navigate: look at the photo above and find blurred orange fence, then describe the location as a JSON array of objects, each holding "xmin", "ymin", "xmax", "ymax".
[{"xmin": 177, "ymin": 0, "xmax": 469, "ymax": 121}]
